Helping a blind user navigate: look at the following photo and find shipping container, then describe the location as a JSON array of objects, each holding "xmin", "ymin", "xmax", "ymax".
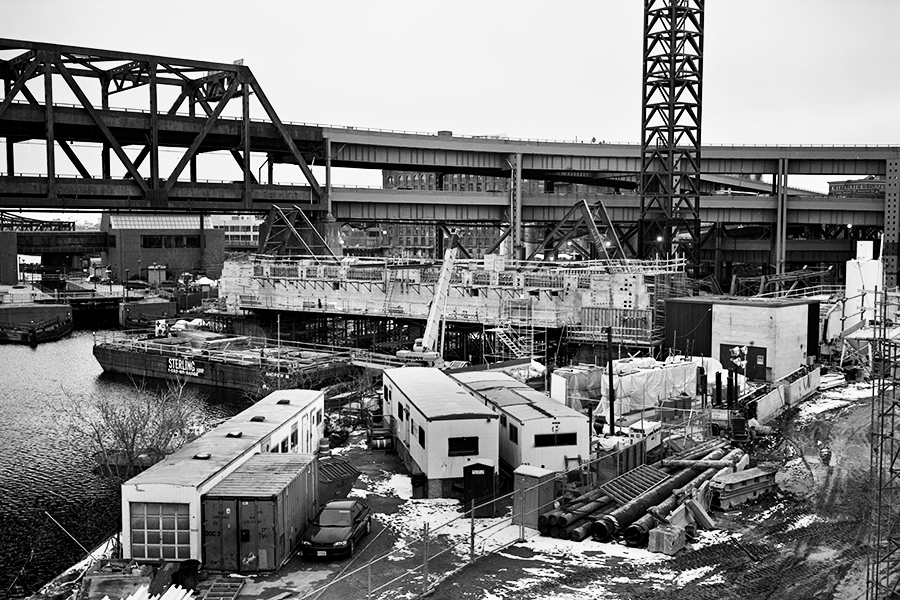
[{"xmin": 202, "ymin": 453, "xmax": 318, "ymax": 574}]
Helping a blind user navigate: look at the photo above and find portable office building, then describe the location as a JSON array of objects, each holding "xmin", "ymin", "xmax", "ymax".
[
  {"xmin": 452, "ymin": 371, "xmax": 589, "ymax": 473},
  {"xmin": 120, "ymin": 389, "xmax": 325, "ymax": 562},
  {"xmin": 202, "ymin": 453, "xmax": 318, "ymax": 573},
  {"xmin": 382, "ymin": 367, "xmax": 499, "ymax": 499}
]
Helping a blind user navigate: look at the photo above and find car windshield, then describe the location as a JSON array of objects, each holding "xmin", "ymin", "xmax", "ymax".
[{"xmin": 318, "ymin": 508, "xmax": 352, "ymax": 527}]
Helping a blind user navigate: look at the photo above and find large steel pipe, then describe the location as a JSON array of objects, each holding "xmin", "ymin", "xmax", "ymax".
[
  {"xmin": 623, "ymin": 448, "xmax": 744, "ymax": 546},
  {"xmin": 591, "ymin": 447, "xmax": 728, "ymax": 542}
]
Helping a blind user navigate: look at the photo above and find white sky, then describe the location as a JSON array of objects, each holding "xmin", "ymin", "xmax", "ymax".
[{"xmin": 1, "ymin": 0, "xmax": 898, "ymax": 214}]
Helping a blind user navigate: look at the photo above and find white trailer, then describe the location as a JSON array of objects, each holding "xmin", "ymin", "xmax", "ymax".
[
  {"xmin": 120, "ymin": 389, "xmax": 325, "ymax": 562},
  {"xmin": 382, "ymin": 367, "xmax": 499, "ymax": 498},
  {"xmin": 451, "ymin": 371, "xmax": 590, "ymax": 473}
]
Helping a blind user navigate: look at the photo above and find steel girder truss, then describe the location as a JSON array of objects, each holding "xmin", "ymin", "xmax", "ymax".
[
  {"xmin": 867, "ymin": 291, "xmax": 900, "ymax": 600},
  {"xmin": 0, "ymin": 211, "xmax": 73, "ymax": 231},
  {"xmin": 0, "ymin": 39, "xmax": 321, "ymax": 210},
  {"xmin": 639, "ymin": 0, "xmax": 704, "ymax": 273},
  {"xmin": 257, "ymin": 205, "xmax": 337, "ymax": 260},
  {"xmin": 526, "ymin": 199, "xmax": 628, "ymax": 261}
]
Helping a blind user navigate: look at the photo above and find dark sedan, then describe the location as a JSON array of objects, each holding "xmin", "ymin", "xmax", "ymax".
[{"xmin": 300, "ymin": 499, "xmax": 372, "ymax": 559}]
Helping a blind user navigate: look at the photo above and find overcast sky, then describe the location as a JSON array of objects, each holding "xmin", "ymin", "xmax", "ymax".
[{"xmin": 1, "ymin": 0, "xmax": 899, "ymax": 203}]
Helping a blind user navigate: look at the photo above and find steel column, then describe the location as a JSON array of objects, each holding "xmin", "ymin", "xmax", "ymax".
[
  {"xmin": 101, "ymin": 77, "xmax": 110, "ymax": 179},
  {"xmin": 242, "ymin": 81, "xmax": 252, "ymax": 208},
  {"xmin": 325, "ymin": 137, "xmax": 332, "ymax": 217},
  {"xmin": 44, "ymin": 58, "xmax": 55, "ymax": 200},
  {"xmin": 884, "ymin": 159, "xmax": 900, "ymax": 287},
  {"xmin": 3, "ymin": 78, "xmax": 12, "ymax": 176},
  {"xmin": 149, "ymin": 61, "xmax": 159, "ymax": 189},
  {"xmin": 774, "ymin": 158, "xmax": 789, "ymax": 274}
]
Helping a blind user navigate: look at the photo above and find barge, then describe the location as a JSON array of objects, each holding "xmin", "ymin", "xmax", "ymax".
[
  {"xmin": 92, "ymin": 327, "xmax": 370, "ymax": 394},
  {"xmin": 0, "ymin": 302, "xmax": 73, "ymax": 345}
]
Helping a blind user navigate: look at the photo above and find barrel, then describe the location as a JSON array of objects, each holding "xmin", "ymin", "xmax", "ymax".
[
  {"xmin": 317, "ymin": 437, "xmax": 331, "ymax": 456},
  {"xmin": 370, "ymin": 437, "xmax": 392, "ymax": 450}
]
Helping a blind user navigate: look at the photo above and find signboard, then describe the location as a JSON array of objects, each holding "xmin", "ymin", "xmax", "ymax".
[{"xmin": 167, "ymin": 357, "xmax": 204, "ymax": 377}]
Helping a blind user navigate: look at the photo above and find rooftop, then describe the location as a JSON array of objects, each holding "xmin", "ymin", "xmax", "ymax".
[
  {"xmin": 124, "ymin": 389, "xmax": 322, "ymax": 488},
  {"xmin": 205, "ymin": 453, "xmax": 316, "ymax": 498},
  {"xmin": 385, "ymin": 367, "xmax": 496, "ymax": 422}
]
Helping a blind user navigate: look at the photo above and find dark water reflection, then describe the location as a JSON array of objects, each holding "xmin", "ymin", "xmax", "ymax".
[{"xmin": 0, "ymin": 331, "xmax": 247, "ymax": 600}]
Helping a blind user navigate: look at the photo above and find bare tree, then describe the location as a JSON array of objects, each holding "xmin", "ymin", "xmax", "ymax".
[{"xmin": 58, "ymin": 378, "xmax": 208, "ymax": 481}]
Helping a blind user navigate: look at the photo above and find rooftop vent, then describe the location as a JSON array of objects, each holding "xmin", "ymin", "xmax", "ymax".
[
  {"xmin": 226, "ymin": 431, "xmax": 243, "ymax": 438},
  {"xmin": 251, "ymin": 416, "xmax": 266, "ymax": 422},
  {"xmin": 277, "ymin": 399, "xmax": 291, "ymax": 405},
  {"xmin": 193, "ymin": 452, "xmax": 212, "ymax": 460}
]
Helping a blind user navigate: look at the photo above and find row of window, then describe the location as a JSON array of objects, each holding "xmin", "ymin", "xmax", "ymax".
[
  {"xmin": 264, "ymin": 410, "xmax": 323, "ymax": 454},
  {"xmin": 130, "ymin": 502, "xmax": 191, "ymax": 560},
  {"xmin": 500, "ymin": 414, "xmax": 577, "ymax": 447},
  {"xmin": 140, "ymin": 235, "xmax": 202, "ymax": 249}
]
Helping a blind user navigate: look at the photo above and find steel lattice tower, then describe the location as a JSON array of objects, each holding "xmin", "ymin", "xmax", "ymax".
[
  {"xmin": 638, "ymin": 0, "xmax": 704, "ymax": 273},
  {"xmin": 867, "ymin": 290, "xmax": 900, "ymax": 599}
]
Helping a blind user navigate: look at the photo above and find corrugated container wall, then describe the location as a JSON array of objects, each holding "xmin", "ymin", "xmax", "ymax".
[
  {"xmin": 664, "ymin": 299, "xmax": 713, "ymax": 357},
  {"xmin": 202, "ymin": 453, "xmax": 318, "ymax": 574}
]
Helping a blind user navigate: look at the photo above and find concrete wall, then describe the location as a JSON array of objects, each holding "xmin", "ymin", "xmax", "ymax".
[{"xmin": 0, "ymin": 232, "xmax": 17, "ymax": 285}]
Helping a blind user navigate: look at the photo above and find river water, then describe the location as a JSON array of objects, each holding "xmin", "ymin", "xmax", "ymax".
[{"xmin": 0, "ymin": 331, "xmax": 245, "ymax": 600}]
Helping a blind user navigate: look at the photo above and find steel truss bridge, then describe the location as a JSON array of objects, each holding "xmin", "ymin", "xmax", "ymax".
[{"xmin": 1, "ymin": 39, "xmax": 899, "ymax": 280}]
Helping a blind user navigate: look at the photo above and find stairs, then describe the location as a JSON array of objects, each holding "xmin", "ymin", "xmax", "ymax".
[
  {"xmin": 200, "ymin": 578, "xmax": 245, "ymax": 600},
  {"xmin": 491, "ymin": 327, "xmax": 530, "ymax": 359},
  {"xmin": 383, "ymin": 270, "xmax": 397, "ymax": 313}
]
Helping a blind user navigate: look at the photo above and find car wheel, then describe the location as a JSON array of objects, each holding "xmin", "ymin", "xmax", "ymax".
[{"xmin": 349, "ymin": 539, "xmax": 355, "ymax": 556}]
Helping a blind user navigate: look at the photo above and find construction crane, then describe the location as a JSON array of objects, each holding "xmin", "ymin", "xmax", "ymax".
[{"xmin": 396, "ymin": 233, "xmax": 460, "ymax": 368}]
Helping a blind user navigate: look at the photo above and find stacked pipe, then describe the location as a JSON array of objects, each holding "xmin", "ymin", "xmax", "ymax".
[
  {"xmin": 623, "ymin": 448, "xmax": 745, "ymax": 546},
  {"xmin": 591, "ymin": 446, "xmax": 729, "ymax": 542},
  {"xmin": 538, "ymin": 489, "xmax": 607, "ymax": 537}
]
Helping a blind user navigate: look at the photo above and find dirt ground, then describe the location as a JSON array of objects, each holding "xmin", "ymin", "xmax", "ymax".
[
  {"xmin": 222, "ymin": 383, "xmax": 875, "ymax": 600},
  {"xmin": 426, "ymin": 384, "xmax": 875, "ymax": 600}
]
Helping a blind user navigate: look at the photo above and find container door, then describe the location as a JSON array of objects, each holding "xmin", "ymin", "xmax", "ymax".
[
  {"xmin": 238, "ymin": 500, "xmax": 260, "ymax": 573},
  {"xmin": 255, "ymin": 501, "xmax": 277, "ymax": 571},
  {"xmin": 202, "ymin": 498, "xmax": 239, "ymax": 572}
]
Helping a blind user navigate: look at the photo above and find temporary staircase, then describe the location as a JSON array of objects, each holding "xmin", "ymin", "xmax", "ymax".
[{"xmin": 490, "ymin": 326, "xmax": 530, "ymax": 359}]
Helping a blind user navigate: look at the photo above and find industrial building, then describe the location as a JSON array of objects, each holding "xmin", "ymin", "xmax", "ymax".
[
  {"xmin": 100, "ymin": 214, "xmax": 225, "ymax": 282},
  {"xmin": 119, "ymin": 389, "xmax": 325, "ymax": 562}
]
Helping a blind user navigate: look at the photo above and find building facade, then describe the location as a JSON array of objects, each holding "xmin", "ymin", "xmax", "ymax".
[{"xmin": 101, "ymin": 214, "xmax": 225, "ymax": 281}]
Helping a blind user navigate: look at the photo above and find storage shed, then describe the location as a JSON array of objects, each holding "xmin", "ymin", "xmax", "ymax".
[
  {"xmin": 665, "ymin": 296, "xmax": 819, "ymax": 381},
  {"xmin": 202, "ymin": 453, "xmax": 317, "ymax": 574},
  {"xmin": 452, "ymin": 371, "xmax": 589, "ymax": 473},
  {"xmin": 120, "ymin": 389, "xmax": 325, "ymax": 562},
  {"xmin": 382, "ymin": 367, "xmax": 499, "ymax": 499}
]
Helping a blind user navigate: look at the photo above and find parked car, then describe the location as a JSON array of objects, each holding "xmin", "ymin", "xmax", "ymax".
[{"xmin": 300, "ymin": 499, "xmax": 371, "ymax": 559}]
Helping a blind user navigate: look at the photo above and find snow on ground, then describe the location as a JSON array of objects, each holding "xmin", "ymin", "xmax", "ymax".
[
  {"xmin": 328, "ymin": 436, "xmax": 369, "ymax": 456},
  {"xmin": 795, "ymin": 382, "xmax": 872, "ymax": 424},
  {"xmin": 786, "ymin": 513, "xmax": 823, "ymax": 531}
]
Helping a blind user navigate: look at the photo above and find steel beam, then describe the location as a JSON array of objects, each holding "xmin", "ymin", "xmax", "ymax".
[{"xmin": 885, "ymin": 159, "xmax": 900, "ymax": 287}]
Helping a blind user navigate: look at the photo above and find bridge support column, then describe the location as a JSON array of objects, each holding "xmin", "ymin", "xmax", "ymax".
[
  {"xmin": 885, "ymin": 159, "xmax": 900, "ymax": 287},
  {"xmin": 325, "ymin": 137, "xmax": 333, "ymax": 218},
  {"xmin": 0, "ymin": 232, "xmax": 17, "ymax": 285},
  {"xmin": 774, "ymin": 158, "xmax": 789, "ymax": 274},
  {"xmin": 316, "ymin": 219, "xmax": 343, "ymax": 257},
  {"xmin": 508, "ymin": 153, "xmax": 524, "ymax": 260}
]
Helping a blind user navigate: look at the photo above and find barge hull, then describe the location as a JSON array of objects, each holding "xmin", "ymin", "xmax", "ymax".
[{"xmin": 92, "ymin": 345, "xmax": 352, "ymax": 393}]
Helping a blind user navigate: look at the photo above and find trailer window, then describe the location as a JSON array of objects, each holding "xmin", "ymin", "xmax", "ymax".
[
  {"xmin": 499, "ymin": 415, "xmax": 507, "ymax": 427},
  {"xmin": 509, "ymin": 424, "xmax": 518, "ymax": 445},
  {"xmin": 398, "ymin": 402, "xmax": 405, "ymax": 421},
  {"xmin": 448, "ymin": 436, "xmax": 479, "ymax": 456},
  {"xmin": 130, "ymin": 502, "xmax": 190, "ymax": 560},
  {"xmin": 419, "ymin": 427, "xmax": 425, "ymax": 448},
  {"xmin": 534, "ymin": 433, "xmax": 578, "ymax": 447}
]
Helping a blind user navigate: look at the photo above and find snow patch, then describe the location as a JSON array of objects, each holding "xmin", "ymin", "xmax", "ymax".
[{"xmin": 786, "ymin": 513, "xmax": 823, "ymax": 531}]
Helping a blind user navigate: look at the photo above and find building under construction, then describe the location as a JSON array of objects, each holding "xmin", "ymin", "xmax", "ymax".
[{"xmin": 221, "ymin": 252, "xmax": 690, "ymax": 366}]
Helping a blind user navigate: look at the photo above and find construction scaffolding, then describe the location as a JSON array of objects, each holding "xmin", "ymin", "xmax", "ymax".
[{"xmin": 866, "ymin": 289, "xmax": 900, "ymax": 599}]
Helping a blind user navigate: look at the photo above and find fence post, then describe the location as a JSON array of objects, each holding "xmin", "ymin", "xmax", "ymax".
[
  {"xmin": 470, "ymin": 505, "xmax": 475, "ymax": 563},
  {"xmin": 422, "ymin": 522, "xmax": 429, "ymax": 595},
  {"xmin": 518, "ymin": 487, "xmax": 525, "ymax": 542}
]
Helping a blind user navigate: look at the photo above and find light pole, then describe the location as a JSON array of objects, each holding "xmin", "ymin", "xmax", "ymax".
[{"xmin": 124, "ymin": 269, "xmax": 129, "ymax": 301}]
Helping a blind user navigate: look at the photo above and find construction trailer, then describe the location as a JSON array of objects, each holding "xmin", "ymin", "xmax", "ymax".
[
  {"xmin": 120, "ymin": 389, "xmax": 325, "ymax": 562},
  {"xmin": 382, "ymin": 367, "xmax": 499, "ymax": 499},
  {"xmin": 202, "ymin": 453, "xmax": 318, "ymax": 573},
  {"xmin": 451, "ymin": 371, "xmax": 589, "ymax": 474},
  {"xmin": 665, "ymin": 295, "xmax": 820, "ymax": 382}
]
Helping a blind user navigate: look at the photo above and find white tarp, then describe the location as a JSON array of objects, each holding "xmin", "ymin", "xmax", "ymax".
[{"xmin": 598, "ymin": 358, "xmax": 698, "ymax": 415}]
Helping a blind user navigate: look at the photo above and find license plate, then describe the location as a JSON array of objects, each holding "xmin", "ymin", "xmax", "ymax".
[{"xmin": 317, "ymin": 551, "xmax": 326, "ymax": 557}]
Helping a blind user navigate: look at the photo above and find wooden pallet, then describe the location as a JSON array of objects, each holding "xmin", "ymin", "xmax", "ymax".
[{"xmin": 201, "ymin": 578, "xmax": 245, "ymax": 600}]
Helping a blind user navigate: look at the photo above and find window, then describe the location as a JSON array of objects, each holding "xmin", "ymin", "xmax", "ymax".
[
  {"xmin": 534, "ymin": 433, "xmax": 578, "ymax": 447},
  {"xmin": 448, "ymin": 436, "xmax": 479, "ymax": 457},
  {"xmin": 499, "ymin": 414, "xmax": 507, "ymax": 427},
  {"xmin": 290, "ymin": 424, "xmax": 298, "ymax": 450},
  {"xmin": 141, "ymin": 235, "xmax": 164, "ymax": 249},
  {"xmin": 509, "ymin": 424, "xmax": 519, "ymax": 445},
  {"xmin": 398, "ymin": 402, "xmax": 405, "ymax": 421},
  {"xmin": 130, "ymin": 502, "xmax": 190, "ymax": 560},
  {"xmin": 418, "ymin": 427, "xmax": 425, "ymax": 448},
  {"xmin": 317, "ymin": 410, "xmax": 323, "ymax": 425}
]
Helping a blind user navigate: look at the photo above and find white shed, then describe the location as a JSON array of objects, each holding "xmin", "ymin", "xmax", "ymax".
[
  {"xmin": 383, "ymin": 367, "xmax": 499, "ymax": 498},
  {"xmin": 452, "ymin": 371, "xmax": 589, "ymax": 473},
  {"xmin": 120, "ymin": 389, "xmax": 325, "ymax": 562}
]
